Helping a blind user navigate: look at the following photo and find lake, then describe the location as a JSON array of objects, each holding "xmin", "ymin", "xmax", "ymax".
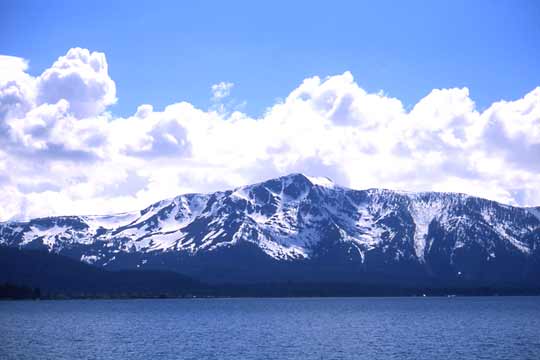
[{"xmin": 1, "ymin": 297, "xmax": 539, "ymax": 359}]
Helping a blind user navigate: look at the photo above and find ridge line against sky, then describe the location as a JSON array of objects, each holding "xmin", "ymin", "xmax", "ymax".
[{"xmin": 0, "ymin": 47, "xmax": 539, "ymax": 221}]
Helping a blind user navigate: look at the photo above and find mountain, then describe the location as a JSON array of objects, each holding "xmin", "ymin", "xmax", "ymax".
[
  {"xmin": 0, "ymin": 246, "xmax": 204, "ymax": 298},
  {"xmin": 1, "ymin": 173, "xmax": 540, "ymax": 287}
]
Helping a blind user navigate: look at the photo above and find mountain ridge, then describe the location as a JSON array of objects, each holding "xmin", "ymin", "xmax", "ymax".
[{"xmin": 1, "ymin": 173, "xmax": 539, "ymax": 285}]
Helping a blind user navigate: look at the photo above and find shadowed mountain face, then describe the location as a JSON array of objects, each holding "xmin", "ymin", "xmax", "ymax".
[
  {"xmin": 0, "ymin": 246, "xmax": 203, "ymax": 297},
  {"xmin": 1, "ymin": 174, "xmax": 540, "ymax": 286}
]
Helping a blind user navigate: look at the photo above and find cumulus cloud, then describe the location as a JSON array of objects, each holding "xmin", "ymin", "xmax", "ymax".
[
  {"xmin": 0, "ymin": 48, "xmax": 539, "ymax": 220},
  {"xmin": 210, "ymin": 81, "xmax": 240, "ymax": 114},
  {"xmin": 36, "ymin": 48, "xmax": 116, "ymax": 118},
  {"xmin": 124, "ymin": 117, "xmax": 191, "ymax": 158},
  {"xmin": 0, "ymin": 55, "xmax": 35, "ymax": 121}
]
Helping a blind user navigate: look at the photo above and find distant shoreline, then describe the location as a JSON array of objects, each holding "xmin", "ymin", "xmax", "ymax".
[{"xmin": 3, "ymin": 284, "xmax": 540, "ymax": 301}]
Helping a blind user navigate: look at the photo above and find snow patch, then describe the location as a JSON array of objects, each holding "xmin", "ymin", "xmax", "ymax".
[
  {"xmin": 22, "ymin": 225, "xmax": 69, "ymax": 249},
  {"xmin": 409, "ymin": 198, "xmax": 444, "ymax": 261},
  {"xmin": 306, "ymin": 175, "xmax": 334, "ymax": 188},
  {"xmin": 83, "ymin": 212, "xmax": 139, "ymax": 230},
  {"xmin": 81, "ymin": 254, "xmax": 98, "ymax": 264}
]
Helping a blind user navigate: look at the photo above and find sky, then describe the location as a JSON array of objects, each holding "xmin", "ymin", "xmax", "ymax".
[{"xmin": 0, "ymin": 0, "xmax": 539, "ymax": 220}]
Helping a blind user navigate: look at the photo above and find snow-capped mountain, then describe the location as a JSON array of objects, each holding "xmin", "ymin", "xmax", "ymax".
[{"xmin": 1, "ymin": 174, "xmax": 540, "ymax": 285}]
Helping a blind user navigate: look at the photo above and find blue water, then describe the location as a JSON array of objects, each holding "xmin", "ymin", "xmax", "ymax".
[{"xmin": 1, "ymin": 297, "xmax": 539, "ymax": 359}]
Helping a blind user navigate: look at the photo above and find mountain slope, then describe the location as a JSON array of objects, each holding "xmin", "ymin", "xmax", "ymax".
[
  {"xmin": 0, "ymin": 246, "xmax": 204, "ymax": 297},
  {"xmin": 1, "ymin": 174, "xmax": 539, "ymax": 285}
]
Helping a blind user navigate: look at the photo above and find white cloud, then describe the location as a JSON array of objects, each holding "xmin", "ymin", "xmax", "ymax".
[
  {"xmin": 0, "ymin": 55, "xmax": 29, "ymax": 77},
  {"xmin": 0, "ymin": 55, "xmax": 36, "ymax": 121},
  {"xmin": 211, "ymin": 81, "xmax": 234, "ymax": 100},
  {"xmin": 0, "ymin": 48, "xmax": 539, "ymax": 220},
  {"xmin": 36, "ymin": 48, "xmax": 116, "ymax": 118}
]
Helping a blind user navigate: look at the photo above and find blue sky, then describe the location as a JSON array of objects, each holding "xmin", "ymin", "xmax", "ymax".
[
  {"xmin": 1, "ymin": 1, "xmax": 540, "ymax": 219},
  {"xmin": 3, "ymin": 0, "xmax": 539, "ymax": 117}
]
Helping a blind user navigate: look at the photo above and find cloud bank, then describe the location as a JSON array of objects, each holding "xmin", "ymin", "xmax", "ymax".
[{"xmin": 1, "ymin": 48, "xmax": 539, "ymax": 220}]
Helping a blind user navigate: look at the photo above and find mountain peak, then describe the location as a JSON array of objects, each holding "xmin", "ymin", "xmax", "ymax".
[
  {"xmin": 277, "ymin": 173, "xmax": 335, "ymax": 188},
  {"xmin": 304, "ymin": 175, "xmax": 334, "ymax": 188},
  {"xmin": 1, "ymin": 174, "xmax": 539, "ymax": 287}
]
